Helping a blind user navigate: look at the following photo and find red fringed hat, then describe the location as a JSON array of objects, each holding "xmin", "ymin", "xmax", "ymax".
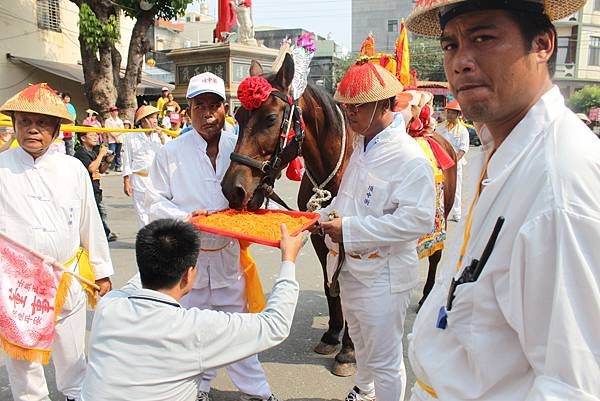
[
  {"xmin": 334, "ymin": 57, "xmax": 403, "ymax": 105},
  {"xmin": 0, "ymin": 83, "xmax": 73, "ymax": 124}
]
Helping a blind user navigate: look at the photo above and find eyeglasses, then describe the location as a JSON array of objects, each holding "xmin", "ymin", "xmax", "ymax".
[{"xmin": 340, "ymin": 103, "xmax": 366, "ymax": 114}]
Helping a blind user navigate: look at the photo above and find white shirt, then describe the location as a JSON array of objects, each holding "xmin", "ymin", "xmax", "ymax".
[
  {"xmin": 409, "ymin": 87, "xmax": 600, "ymax": 401},
  {"xmin": 320, "ymin": 113, "xmax": 436, "ymax": 293},
  {"xmin": 80, "ymin": 261, "xmax": 298, "ymax": 401},
  {"xmin": 0, "ymin": 147, "xmax": 113, "ymax": 279},
  {"xmin": 435, "ymin": 120, "xmax": 469, "ymax": 163},
  {"xmin": 145, "ymin": 129, "xmax": 241, "ymax": 289},
  {"xmin": 122, "ymin": 132, "xmax": 162, "ymax": 189},
  {"xmin": 104, "ymin": 116, "xmax": 124, "ymax": 144}
]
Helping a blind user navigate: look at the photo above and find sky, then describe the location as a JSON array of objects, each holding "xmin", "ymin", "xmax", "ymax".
[{"xmin": 187, "ymin": 0, "xmax": 352, "ymax": 50}]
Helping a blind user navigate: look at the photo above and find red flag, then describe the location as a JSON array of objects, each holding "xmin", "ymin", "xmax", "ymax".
[{"xmin": 0, "ymin": 232, "xmax": 72, "ymax": 364}]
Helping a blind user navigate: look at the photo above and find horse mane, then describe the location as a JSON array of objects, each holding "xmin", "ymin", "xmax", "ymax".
[{"xmin": 300, "ymin": 82, "xmax": 344, "ymax": 139}]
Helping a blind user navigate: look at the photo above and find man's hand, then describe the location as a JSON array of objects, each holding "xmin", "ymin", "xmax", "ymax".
[
  {"xmin": 320, "ymin": 217, "xmax": 343, "ymax": 243},
  {"xmin": 95, "ymin": 277, "xmax": 112, "ymax": 297},
  {"xmin": 123, "ymin": 176, "xmax": 133, "ymax": 197},
  {"xmin": 280, "ymin": 223, "xmax": 305, "ymax": 263},
  {"xmin": 184, "ymin": 209, "xmax": 208, "ymax": 223}
]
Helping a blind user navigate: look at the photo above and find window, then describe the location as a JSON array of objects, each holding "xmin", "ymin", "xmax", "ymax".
[
  {"xmin": 387, "ymin": 19, "xmax": 398, "ymax": 33},
  {"xmin": 37, "ymin": 0, "xmax": 61, "ymax": 32},
  {"xmin": 595, "ymin": 0, "xmax": 600, "ymax": 11},
  {"xmin": 589, "ymin": 36, "xmax": 600, "ymax": 66}
]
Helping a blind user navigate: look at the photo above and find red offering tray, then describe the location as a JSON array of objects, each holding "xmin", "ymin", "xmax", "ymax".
[{"xmin": 191, "ymin": 209, "xmax": 320, "ymax": 247}]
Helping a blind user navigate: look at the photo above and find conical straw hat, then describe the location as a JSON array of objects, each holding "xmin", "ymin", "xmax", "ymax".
[
  {"xmin": 334, "ymin": 58, "xmax": 403, "ymax": 105},
  {"xmin": 406, "ymin": 0, "xmax": 587, "ymax": 37},
  {"xmin": 0, "ymin": 83, "xmax": 73, "ymax": 124},
  {"xmin": 135, "ymin": 105, "xmax": 160, "ymax": 123}
]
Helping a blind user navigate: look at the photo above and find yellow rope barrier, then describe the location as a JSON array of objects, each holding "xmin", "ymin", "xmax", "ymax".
[{"xmin": 0, "ymin": 120, "xmax": 180, "ymax": 138}]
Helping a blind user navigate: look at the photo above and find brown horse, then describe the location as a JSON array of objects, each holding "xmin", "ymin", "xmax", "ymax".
[
  {"xmin": 222, "ymin": 54, "xmax": 356, "ymax": 375},
  {"xmin": 221, "ymin": 53, "xmax": 456, "ymax": 375}
]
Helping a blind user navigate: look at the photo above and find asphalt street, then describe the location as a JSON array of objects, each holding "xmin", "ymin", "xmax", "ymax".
[{"xmin": 0, "ymin": 146, "xmax": 478, "ymax": 400}]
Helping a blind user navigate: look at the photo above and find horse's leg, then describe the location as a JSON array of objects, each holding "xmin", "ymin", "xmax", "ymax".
[
  {"xmin": 332, "ymin": 323, "xmax": 356, "ymax": 377},
  {"xmin": 311, "ymin": 234, "xmax": 344, "ymax": 355},
  {"xmin": 417, "ymin": 249, "xmax": 443, "ymax": 312}
]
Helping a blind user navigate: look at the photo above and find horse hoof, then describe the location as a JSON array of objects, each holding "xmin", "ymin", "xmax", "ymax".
[
  {"xmin": 314, "ymin": 342, "xmax": 339, "ymax": 355},
  {"xmin": 331, "ymin": 361, "xmax": 356, "ymax": 377}
]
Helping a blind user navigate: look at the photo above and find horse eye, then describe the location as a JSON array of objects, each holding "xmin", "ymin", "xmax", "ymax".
[{"xmin": 265, "ymin": 114, "xmax": 277, "ymax": 127}]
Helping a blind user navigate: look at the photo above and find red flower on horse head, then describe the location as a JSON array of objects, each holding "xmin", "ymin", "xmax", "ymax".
[{"xmin": 238, "ymin": 76, "xmax": 274, "ymax": 110}]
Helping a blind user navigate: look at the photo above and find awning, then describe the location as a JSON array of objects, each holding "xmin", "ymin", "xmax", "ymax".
[{"xmin": 9, "ymin": 55, "xmax": 174, "ymax": 96}]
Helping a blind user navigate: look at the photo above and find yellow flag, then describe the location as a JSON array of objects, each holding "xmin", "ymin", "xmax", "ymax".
[{"xmin": 396, "ymin": 20, "xmax": 411, "ymax": 86}]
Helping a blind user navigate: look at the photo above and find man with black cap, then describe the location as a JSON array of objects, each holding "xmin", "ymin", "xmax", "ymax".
[
  {"xmin": 145, "ymin": 72, "xmax": 282, "ymax": 401},
  {"xmin": 405, "ymin": 1, "xmax": 600, "ymax": 400}
]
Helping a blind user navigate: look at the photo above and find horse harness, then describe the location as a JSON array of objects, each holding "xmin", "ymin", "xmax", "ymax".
[
  {"xmin": 229, "ymin": 91, "xmax": 304, "ymax": 211},
  {"xmin": 229, "ymin": 90, "xmax": 347, "ymax": 297}
]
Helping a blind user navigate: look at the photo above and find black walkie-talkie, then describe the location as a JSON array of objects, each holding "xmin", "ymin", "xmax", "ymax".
[{"xmin": 446, "ymin": 216, "xmax": 505, "ymax": 312}]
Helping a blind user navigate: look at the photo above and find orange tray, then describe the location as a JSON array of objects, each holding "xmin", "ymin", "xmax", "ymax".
[{"xmin": 191, "ymin": 209, "xmax": 320, "ymax": 248}]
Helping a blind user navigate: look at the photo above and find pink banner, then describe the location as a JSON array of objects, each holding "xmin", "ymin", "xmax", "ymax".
[{"xmin": 0, "ymin": 234, "xmax": 70, "ymax": 364}]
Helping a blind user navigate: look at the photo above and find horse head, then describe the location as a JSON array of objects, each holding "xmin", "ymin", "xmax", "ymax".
[{"xmin": 222, "ymin": 53, "xmax": 298, "ymax": 210}]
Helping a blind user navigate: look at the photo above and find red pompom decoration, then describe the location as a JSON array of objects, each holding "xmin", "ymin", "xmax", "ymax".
[{"xmin": 237, "ymin": 76, "xmax": 274, "ymax": 110}]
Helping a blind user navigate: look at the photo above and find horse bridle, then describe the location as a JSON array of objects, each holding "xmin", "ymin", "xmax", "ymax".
[{"xmin": 229, "ymin": 91, "xmax": 305, "ymax": 210}]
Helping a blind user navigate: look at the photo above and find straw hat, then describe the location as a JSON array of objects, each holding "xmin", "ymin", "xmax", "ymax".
[
  {"xmin": 576, "ymin": 113, "xmax": 591, "ymax": 124},
  {"xmin": 86, "ymin": 109, "xmax": 98, "ymax": 116},
  {"xmin": 406, "ymin": 0, "xmax": 587, "ymax": 37},
  {"xmin": 0, "ymin": 83, "xmax": 73, "ymax": 124},
  {"xmin": 334, "ymin": 58, "xmax": 403, "ymax": 105},
  {"xmin": 135, "ymin": 105, "xmax": 160, "ymax": 123},
  {"xmin": 445, "ymin": 100, "xmax": 462, "ymax": 112}
]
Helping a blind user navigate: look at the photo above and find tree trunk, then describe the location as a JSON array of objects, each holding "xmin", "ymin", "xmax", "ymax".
[
  {"xmin": 117, "ymin": 12, "xmax": 154, "ymax": 122},
  {"xmin": 71, "ymin": 1, "xmax": 156, "ymax": 123}
]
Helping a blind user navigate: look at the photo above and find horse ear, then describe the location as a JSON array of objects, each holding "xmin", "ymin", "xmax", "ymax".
[
  {"xmin": 275, "ymin": 53, "xmax": 295, "ymax": 91},
  {"xmin": 249, "ymin": 60, "xmax": 263, "ymax": 77}
]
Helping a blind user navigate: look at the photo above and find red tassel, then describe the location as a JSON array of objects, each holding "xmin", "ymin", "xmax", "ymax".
[
  {"xmin": 338, "ymin": 62, "xmax": 385, "ymax": 99},
  {"xmin": 286, "ymin": 157, "xmax": 304, "ymax": 181}
]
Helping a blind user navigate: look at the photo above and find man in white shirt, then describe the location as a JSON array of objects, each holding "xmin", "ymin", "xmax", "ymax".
[
  {"xmin": 405, "ymin": 1, "xmax": 600, "ymax": 400},
  {"xmin": 104, "ymin": 105, "xmax": 124, "ymax": 172},
  {"xmin": 320, "ymin": 61, "xmax": 436, "ymax": 401},
  {"xmin": 434, "ymin": 101, "xmax": 469, "ymax": 221},
  {"xmin": 122, "ymin": 105, "xmax": 165, "ymax": 227},
  {"xmin": 145, "ymin": 72, "xmax": 281, "ymax": 401},
  {"xmin": 81, "ymin": 219, "xmax": 303, "ymax": 401},
  {"xmin": 0, "ymin": 83, "xmax": 114, "ymax": 401}
]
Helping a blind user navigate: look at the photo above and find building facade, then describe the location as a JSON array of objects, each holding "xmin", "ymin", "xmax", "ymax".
[
  {"xmin": 548, "ymin": 0, "xmax": 600, "ymax": 97},
  {"xmin": 351, "ymin": 0, "xmax": 413, "ymax": 54}
]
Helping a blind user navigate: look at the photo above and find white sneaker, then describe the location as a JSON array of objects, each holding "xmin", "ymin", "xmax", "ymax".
[
  {"xmin": 197, "ymin": 391, "xmax": 211, "ymax": 401},
  {"xmin": 344, "ymin": 386, "xmax": 376, "ymax": 401}
]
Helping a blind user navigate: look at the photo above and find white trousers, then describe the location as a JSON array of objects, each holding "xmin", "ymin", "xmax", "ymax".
[
  {"xmin": 130, "ymin": 174, "xmax": 150, "ymax": 227},
  {"xmin": 340, "ymin": 267, "xmax": 411, "ymax": 401},
  {"xmin": 6, "ymin": 278, "xmax": 87, "ymax": 401},
  {"xmin": 180, "ymin": 277, "xmax": 272, "ymax": 399},
  {"xmin": 451, "ymin": 162, "xmax": 463, "ymax": 220}
]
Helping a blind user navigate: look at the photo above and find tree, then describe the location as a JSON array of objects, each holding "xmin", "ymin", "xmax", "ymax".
[
  {"xmin": 333, "ymin": 55, "xmax": 357, "ymax": 90},
  {"xmin": 70, "ymin": 0, "xmax": 194, "ymax": 120},
  {"xmin": 568, "ymin": 86, "xmax": 600, "ymax": 113},
  {"xmin": 409, "ymin": 37, "xmax": 446, "ymax": 82}
]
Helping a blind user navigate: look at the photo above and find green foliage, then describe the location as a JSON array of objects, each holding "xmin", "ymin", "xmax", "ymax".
[
  {"xmin": 568, "ymin": 86, "xmax": 600, "ymax": 113},
  {"xmin": 78, "ymin": 3, "xmax": 120, "ymax": 51},
  {"xmin": 410, "ymin": 37, "xmax": 446, "ymax": 82},
  {"xmin": 116, "ymin": 0, "xmax": 193, "ymax": 21},
  {"xmin": 333, "ymin": 55, "xmax": 358, "ymax": 88}
]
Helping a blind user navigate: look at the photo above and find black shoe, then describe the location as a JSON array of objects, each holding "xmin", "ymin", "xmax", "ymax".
[{"xmin": 107, "ymin": 232, "xmax": 118, "ymax": 242}]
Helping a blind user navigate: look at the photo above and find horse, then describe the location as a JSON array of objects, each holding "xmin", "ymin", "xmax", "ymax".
[{"xmin": 221, "ymin": 53, "xmax": 456, "ymax": 375}]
